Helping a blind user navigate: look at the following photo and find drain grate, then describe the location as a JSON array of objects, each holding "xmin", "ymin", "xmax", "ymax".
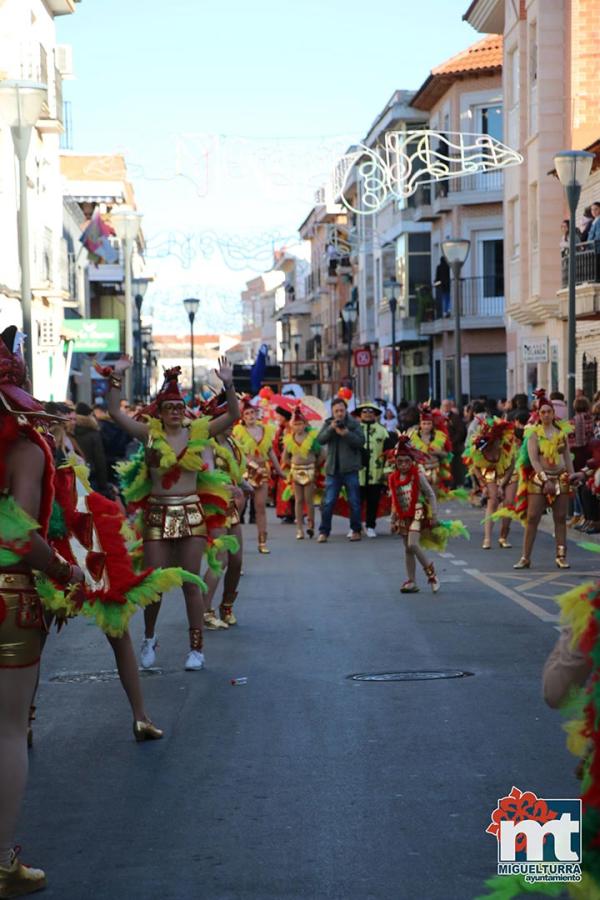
[
  {"xmin": 348, "ymin": 670, "xmax": 474, "ymax": 683},
  {"xmin": 49, "ymin": 667, "xmax": 170, "ymax": 684}
]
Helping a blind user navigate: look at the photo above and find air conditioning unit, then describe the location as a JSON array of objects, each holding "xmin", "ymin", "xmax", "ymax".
[
  {"xmin": 55, "ymin": 45, "xmax": 74, "ymax": 79},
  {"xmin": 38, "ymin": 318, "xmax": 60, "ymax": 349}
]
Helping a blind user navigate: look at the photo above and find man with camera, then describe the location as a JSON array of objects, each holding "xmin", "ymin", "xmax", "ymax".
[{"xmin": 316, "ymin": 397, "xmax": 365, "ymax": 542}]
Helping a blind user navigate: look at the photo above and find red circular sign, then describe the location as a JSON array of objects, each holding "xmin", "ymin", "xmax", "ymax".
[{"xmin": 354, "ymin": 348, "xmax": 373, "ymax": 368}]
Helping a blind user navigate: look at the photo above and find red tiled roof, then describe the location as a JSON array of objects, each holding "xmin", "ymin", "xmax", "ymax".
[{"xmin": 412, "ymin": 35, "xmax": 503, "ymax": 110}]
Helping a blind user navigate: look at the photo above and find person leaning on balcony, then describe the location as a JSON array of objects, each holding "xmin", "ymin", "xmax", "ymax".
[
  {"xmin": 587, "ymin": 202, "xmax": 600, "ymax": 243},
  {"xmin": 579, "ymin": 206, "xmax": 593, "ymax": 243}
]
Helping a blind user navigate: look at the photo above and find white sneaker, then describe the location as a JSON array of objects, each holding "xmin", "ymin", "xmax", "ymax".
[
  {"xmin": 366, "ymin": 528, "xmax": 377, "ymax": 538},
  {"xmin": 140, "ymin": 635, "xmax": 158, "ymax": 669},
  {"xmin": 346, "ymin": 529, "xmax": 354, "ymax": 539},
  {"xmin": 185, "ymin": 650, "xmax": 205, "ymax": 671}
]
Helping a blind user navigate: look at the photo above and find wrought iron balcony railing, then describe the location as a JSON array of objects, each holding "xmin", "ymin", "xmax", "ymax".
[{"xmin": 560, "ymin": 240, "xmax": 600, "ymax": 288}]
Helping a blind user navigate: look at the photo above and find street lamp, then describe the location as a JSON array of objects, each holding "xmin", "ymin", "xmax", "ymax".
[
  {"xmin": 290, "ymin": 332, "xmax": 301, "ymax": 378},
  {"xmin": 441, "ymin": 239, "xmax": 470, "ymax": 408},
  {"xmin": 341, "ymin": 298, "xmax": 358, "ymax": 387},
  {"xmin": 0, "ymin": 80, "xmax": 48, "ymax": 388},
  {"xmin": 554, "ymin": 150, "xmax": 595, "ymax": 415},
  {"xmin": 133, "ymin": 276, "xmax": 150, "ymax": 400},
  {"xmin": 383, "ymin": 277, "xmax": 403, "ymax": 409},
  {"xmin": 183, "ymin": 297, "xmax": 200, "ymax": 400},
  {"xmin": 111, "ymin": 204, "xmax": 143, "ymax": 401},
  {"xmin": 310, "ymin": 321, "xmax": 323, "ymax": 398}
]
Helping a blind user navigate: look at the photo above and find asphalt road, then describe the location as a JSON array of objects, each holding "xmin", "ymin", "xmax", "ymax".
[{"xmin": 21, "ymin": 503, "xmax": 593, "ymax": 900}]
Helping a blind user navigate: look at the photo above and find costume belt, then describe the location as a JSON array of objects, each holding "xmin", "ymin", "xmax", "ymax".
[
  {"xmin": 143, "ymin": 494, "xmax": 207, "ymax": 541},
  {"xmin": 0, "ymin": 570, "xmax": 43, "ymax": 669}
]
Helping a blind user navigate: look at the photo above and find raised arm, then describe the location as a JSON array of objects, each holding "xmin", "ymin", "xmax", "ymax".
[
  {"xmin": 105, "ymin": 357, "xmax": 149, "ymax": 442},
  {"xmin": 208, "ymin": 357, "xmax": 240, "ymax": 436}
]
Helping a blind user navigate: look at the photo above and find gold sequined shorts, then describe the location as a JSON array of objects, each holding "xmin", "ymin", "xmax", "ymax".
[
  {"xmin": 290, "ymin": 463, "xmax": 316, "ymax": 486},
  {"xmin": 0, "ymin": 572, "xmax": 43, "ymax": 669},
  {"xmin": 395, "ymin": 503, "xmax": 425, "ymax": 536},
  {"xmin": 480, "ymin": 467, "xmax": 501, "ymax": 484},
  {"xmin": 143, "ymin": 494, "xmax": 207, "ymax": 541},
  {"xmin": 245, "ymin": 462, "xmax": 269, "ymax": 488},
  {"xmin": 226, "ymin": 497, "xmax": 241, "ymax": 528},
  {"xmin": 527, "ymin": 471, "xmax": 571, "ymax": 496}
]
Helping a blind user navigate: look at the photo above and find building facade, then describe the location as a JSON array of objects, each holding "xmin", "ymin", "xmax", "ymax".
[{"xmin": 465, "ymin": 0, "xmax": 600, "ymax": 398}]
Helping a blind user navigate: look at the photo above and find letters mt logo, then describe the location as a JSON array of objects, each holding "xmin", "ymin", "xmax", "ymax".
[{"xmin": 486, "ymin": 786, "xmax": 582, "ymax": 883}]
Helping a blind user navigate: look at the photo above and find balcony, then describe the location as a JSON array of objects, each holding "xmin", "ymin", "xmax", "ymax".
[
  {"xmin": 420, "ymin": 275, "xmax": 505, "ymax": 335},
  {"xmin": 557, "ymin": 241, "xmax": 600, "ymax": 318}
]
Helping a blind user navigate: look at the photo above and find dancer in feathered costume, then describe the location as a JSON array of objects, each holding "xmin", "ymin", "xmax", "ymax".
[
  {"xmin": 462, "ymin": 417, "xmax": 516, "ymax": 549},
  {"xmin": 200, "ymin": 392, "xmax": 247, "ymax": 629},
  {"xmin": 0, "ymin": 326, "xmax": 86, "ymax": 897},
  {"xmin": 281, "ymin": 405, "xmax": 323, "ymax": 540},
  {"xmin": 233, "ymin": 397, "xmax": 284, "ymax": 554},
  {"xmin": 407, "ymin": 403, "xmax": 453, "ymax": 498},
  {"xmin": 495, "ymin": 390, "xmax": 581, "ymax": 570},
  {"xmin": 476, "ymin": 581, "xmax": 600, "ymax": 900},
  {"xmin": 104, "ymin": 356, "xmax": 239, "ymax": 671},
  {"xmin": 388, "ymin": 436, "xmax": 468, "ymax": 594}
]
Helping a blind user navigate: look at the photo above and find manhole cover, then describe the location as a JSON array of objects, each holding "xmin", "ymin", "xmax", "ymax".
[
  {"xmin": 49, "ymin": 667, "xmax": 169, "ymax": 683},
  {"xmin": 348, "ymin": 670, "xmax": 474, "ymax": 682}
]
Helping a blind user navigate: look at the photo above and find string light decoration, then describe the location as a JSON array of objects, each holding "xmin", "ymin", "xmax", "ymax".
[{"xmin": 329, "ymin": 130, "xmax": 524, "ymax": 215}]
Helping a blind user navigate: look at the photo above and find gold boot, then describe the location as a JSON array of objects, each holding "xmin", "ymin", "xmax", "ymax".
[
  {"xmin": 498, "ymin": 536, "xmax": 512, "ymax": 549},
  {"xmin": 258, "ymin": 532, "xmax": 270, "ymax": 554},
  {"xmin": 220, "ymin": 591, "xmax": 238, "ymax": 626},
  {"xmin": 513, "ymin": 557, "xmax": 531, "ymax": 569},
  {"xmin": 296, "ymin": 527, "xmax": 305, "ymax": 540},
  {"xmin": 133, "ymin": 718, "xmax": 164, "ymax": 742},
  {"xmin": 204, "ymin": 608, "xmax": 229, "ymax": 630},
  {"xmin": 555, "ymin": 545, "xmax": 570, "ymax": 569},
  {"xmin": 0, "ymin": 851, "xmax": 46, "ymax": 897}
]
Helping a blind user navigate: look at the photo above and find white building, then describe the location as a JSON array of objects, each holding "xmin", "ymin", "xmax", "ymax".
[{"xmin": 0, "ymin": 0, "xmax": 80, "ymax": 399}]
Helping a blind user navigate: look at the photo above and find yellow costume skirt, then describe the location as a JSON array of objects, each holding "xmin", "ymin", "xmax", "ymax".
[
  {"xmin": 290, "ymin": 463, "xmax": 316, "ymax": 486},
  {"xmin": 143, "ymin": 494, "xmax": 207, "ymax": 541},
  {"xmin": 0, "ymin": 572, "xmax": 43, "ymax": 669}
]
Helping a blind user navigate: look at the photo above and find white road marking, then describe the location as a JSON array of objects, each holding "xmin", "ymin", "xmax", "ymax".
[
  {"xmin": 438, "ymin": 552, "xmax": 455, "ymax": 559},
  {"xmin": 464, "ymin": 569, "xmax": 560, "ymax": 623},
  {"xmin": 451, "ymin": 560, "xmax": 468, "ymax": 567}
]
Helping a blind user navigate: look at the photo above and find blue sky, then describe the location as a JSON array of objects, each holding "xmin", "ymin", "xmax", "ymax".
[{"xmin": 57, "ymin": 1, "xmax": 478, "ymax": 335}]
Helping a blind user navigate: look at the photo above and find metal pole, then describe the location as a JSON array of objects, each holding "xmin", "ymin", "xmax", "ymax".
[
  {"xmin": 316, "ymin": 342, "xmax": 321, "ymax": 399},
  {"xmin": 12, "ymin": 126, "xmax": 34, "ymax": 384},
  {"xmin": 123, "ymin": 236, "xmax": 133, "ymax": 402},
  {"xmin": 190, "ymin": 313, "xmax": 196, "ymax": 400},
  {"xmin": 566, "ymin": 183, "xmax": 581, "ymax": 416},
  {"xmin": 391, "ymin": 304, "xmax": 397, "ymax": 409},
  {"xmin": 452, "ymin": 260, "xmax": 462, "ymax": 408},
  {"xmin": 136, "ymin": 306, "xmax": 142, "ymax": 399},
  {"xmin": 348, "ymin": 321, "xmax": 352, "ymax": 387}
]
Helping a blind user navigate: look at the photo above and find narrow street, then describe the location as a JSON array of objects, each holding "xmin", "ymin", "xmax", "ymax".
[{"xmin": 22, "ymin": 506, "xmax": 587, "ymax": 900}]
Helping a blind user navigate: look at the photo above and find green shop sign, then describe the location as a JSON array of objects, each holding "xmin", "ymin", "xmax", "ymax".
[{"xmin": 63, "ymin": 319, "xmax": 120, "ymax": 353}]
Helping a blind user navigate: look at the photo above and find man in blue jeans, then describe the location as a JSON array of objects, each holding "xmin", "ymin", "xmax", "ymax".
[{"xmin": 317, "ymin": 397, "xmax": 365, "ymax": 542}]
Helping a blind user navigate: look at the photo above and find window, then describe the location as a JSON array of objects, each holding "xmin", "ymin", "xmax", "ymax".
[
  {"xmin": 478, "ymin": 104, "xmax": 504, "ymax": 143},
  {"xmin": 408, "ymin": 232, "xmax": 431, "ymax": 317}
]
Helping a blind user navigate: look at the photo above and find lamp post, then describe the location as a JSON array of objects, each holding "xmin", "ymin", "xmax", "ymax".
[
  {"xmin": 341, "ymin": 298, "xmax": 358, "ymax": 388},
  {"xmin": 111, "ymin": 204, "xmax": 143, "ymax": 401},
  {"xmin": 441, "ymin": 239, "xmax": 470, "ymax": 409},
  {"xmin": 290, "ymin": 332, "xmax": 301, "ymax": 378},
  {"xmin": 133, "ymin": 277, "xmax": 149, "ymax": 400},
  {"xmin": 554, "ymin": 150, "xmax": 595, "ymax": 415},
  {"xmin": 310, "ymin": 321, "xmax": 323, "ymax": 398},
  {"xmin": 183, "ymin": 297, "xmax": 200, "ymax": 401},
  {"xmin": 280, "ymin": 338, "xmax": 290, "ymax": 384},
  {"xmin": 383, "ymin": 277, "xmax": 403, "ymax": 409},
  {"xmin": 0, "ymin": 80, "xmax": 47, "ymax": 387}
]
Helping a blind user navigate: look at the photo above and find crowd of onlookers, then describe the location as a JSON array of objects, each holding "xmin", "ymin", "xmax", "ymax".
[{"xmin": 560, "ymin": 200, "xmax": 600, "ymax": 254}]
